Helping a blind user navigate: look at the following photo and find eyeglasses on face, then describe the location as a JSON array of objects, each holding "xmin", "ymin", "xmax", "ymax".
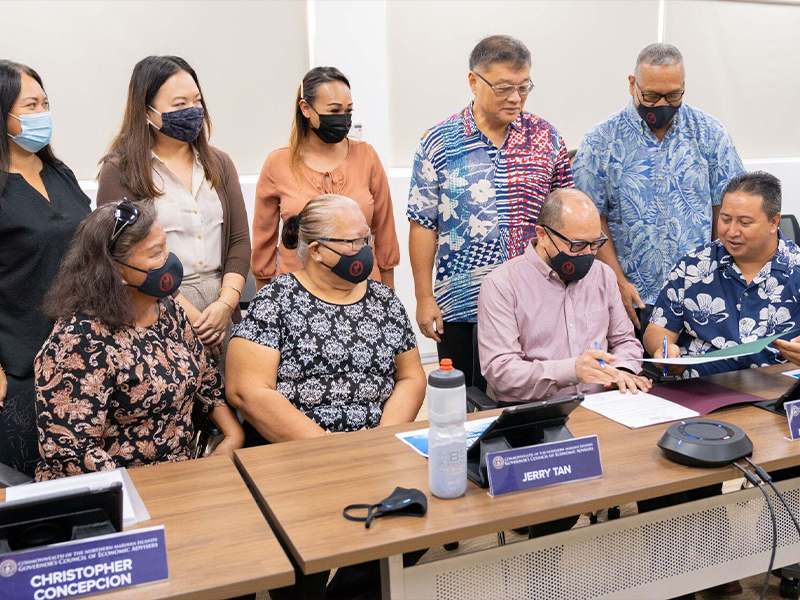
[
  {"xmin": 472, "ymin": 71, "xmax": 535, "ymax": 98},
  {"xmin": 108, "ymin": 199, "xmax": 140, "ymax": 251},
  {"xmin": 543, "ymin": 225, "xmax": 608, "ymax": 253},
  {"xmin": 633, "ymin": 78, "xmax": 685, "ymax": 105},
  {"xmin": 317, "ymin": 233, "xmax": 375, "ymax": 253}
]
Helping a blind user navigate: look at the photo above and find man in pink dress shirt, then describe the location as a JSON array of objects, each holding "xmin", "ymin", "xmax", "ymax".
[{"xmin": 478, "ymin": 189, "xmax": 651, "ymax": 403}]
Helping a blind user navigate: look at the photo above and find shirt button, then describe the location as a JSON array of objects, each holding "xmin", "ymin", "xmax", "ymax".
[
  {"xmin": 744, "ymin": 292, "xmax": 748, "ymax": 297},
  {"xmin": 198, "ymin": 235, "xmax": 202, "ymax": 239},
  {"xmin": 193, "ymin": 211, "xmax": 198, "ymax": 215},
  {"xmin": 199, "ymin": 261, "xmax": 204, "ymax": 265},
  {"xmin": 569, "ymin": 323, "xmax": 574, "ymax": 328}
]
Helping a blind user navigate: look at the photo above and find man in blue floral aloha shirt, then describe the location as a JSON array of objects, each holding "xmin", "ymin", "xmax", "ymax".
[
  {"xmin": 573, "ymin": 43, "xmax": 744, "ymax": 332},
  {"xmin": 645, "ymin": 171, "xmax": 800, "ymax": 378}
]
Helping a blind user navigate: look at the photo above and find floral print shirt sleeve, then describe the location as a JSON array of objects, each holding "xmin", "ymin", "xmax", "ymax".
[
  {"xmin": 650, "ymin": 234, "xmax": 800, "ymax": 378},
  {"xmin": 406, "ymin": 103, "xmax": 573, "ymax": 323},
  {"xmin": 573, "ymin": 100, "xmax": 745, "ymax": 305},
  {"xmin": 35, "ymin": 298, "xmax": 225, "ymax": 480}
]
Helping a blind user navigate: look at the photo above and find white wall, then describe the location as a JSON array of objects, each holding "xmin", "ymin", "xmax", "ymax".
[
  {"xmin": 0, "ymin": 0, "xmax": 308, "ymax": 179},
  {"xmin": 385, "ymin": 0, "xmax": 660, "ymax": 166},
  {"xmin": 666, "ymin": 0, "xmax": 800, "ymax": 159}
]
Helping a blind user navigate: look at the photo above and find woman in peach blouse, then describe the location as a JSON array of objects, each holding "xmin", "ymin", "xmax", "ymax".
[{"xmin": 251, "ymin": 66, "xmax": 400, "ymax": 289}]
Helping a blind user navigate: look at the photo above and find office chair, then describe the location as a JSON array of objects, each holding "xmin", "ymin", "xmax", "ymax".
[
  {"xmin": 780, "ymin": 214, "xmax": 800, "ymax": 245},
  {"xmin": 0, "ymin": 462, "xmax": 33, "ymax": 488},
  {"xmin": 239, "ymin": 271, "xmax": 257, "ymax": 311}
]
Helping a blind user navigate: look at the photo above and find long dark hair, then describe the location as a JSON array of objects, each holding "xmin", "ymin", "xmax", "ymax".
[
  {"xmin": 43, "ymin": 200, "xmax": 157, "ymax": 331},
  {"xmin": 100, "ymin": 55, "xmax": 222, "ymax": 200},
  {"xmin": 289, "ymin": 66, "xmax": 350, "ymax": 181},
  {"xmin": 0, "ymin": 60, "xmax": 61, "ymax": 195}
]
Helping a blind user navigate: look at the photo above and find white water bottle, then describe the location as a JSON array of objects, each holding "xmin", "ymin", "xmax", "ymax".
[{"xmin": 428, "ymin": 358, "xmax": 467, "ymax": 499}]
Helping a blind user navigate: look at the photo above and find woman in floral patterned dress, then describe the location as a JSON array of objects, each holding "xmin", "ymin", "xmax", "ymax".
[{"xmin": 34, "ymin": 200, "xmax": 243, "ymax": 480}]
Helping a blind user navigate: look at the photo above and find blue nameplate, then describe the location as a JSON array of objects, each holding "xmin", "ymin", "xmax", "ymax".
[
  {"xmin": 487, "ymin": 435, "xmax": 603, "ymax": 497},
  {"xmin": 786, "ymin": 399, "xmax": 800, "ymax": 441},
  {"xmin": 0, "ymin": 526, "xmax": 168, "ymax": 600}
]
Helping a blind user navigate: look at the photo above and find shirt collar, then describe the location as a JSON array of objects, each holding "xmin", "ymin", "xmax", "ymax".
[
  {"xmin": 462, "ymin": 101, "xmax": 524, "ymax": 138},
  {"xmin": 525, "ymin": 241, "xmax": 560, "ymax": 281},
  {"xmin": 151, "ymin": 148, "xmax": 202, "ymax": 166},
  {"xmin": 716, "ymin": 231, "xmax": 790, "ymax": 278},
  {"xmin": 623, "ymin": 98, "xmax": 683, "ymax": 136}
]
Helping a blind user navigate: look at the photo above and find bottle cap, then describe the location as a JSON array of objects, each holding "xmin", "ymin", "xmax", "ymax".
[{"xmin": 428, "ymin": 358, "xmax": 465, "ymax": 389}]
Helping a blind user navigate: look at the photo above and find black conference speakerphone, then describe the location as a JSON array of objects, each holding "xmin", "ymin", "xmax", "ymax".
[{"xmin": 657, "ymin": 419, "xmax": 753, "ymax": 467}]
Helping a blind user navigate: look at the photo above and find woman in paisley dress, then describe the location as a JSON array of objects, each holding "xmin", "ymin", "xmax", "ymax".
[{"xmin": 34, "ymin": 200, "xmax": 243, "ymax": 480}]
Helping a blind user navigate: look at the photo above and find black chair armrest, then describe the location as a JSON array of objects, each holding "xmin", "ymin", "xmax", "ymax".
[
  {"xmin": 466, "ymin": 385, "xmax": 498, "ymax": 412},
  {"xmin": 0, "ymin": 462, "xmax": 33, "ymax": 488}
]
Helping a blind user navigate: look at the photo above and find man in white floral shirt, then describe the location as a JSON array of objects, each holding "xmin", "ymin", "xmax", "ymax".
[
  {"xmin": 407, "ymin": 35, "xmax": 572, "ymax": 387},
  {"xmin": 645, "ymin": 171, "xmax": 800, "ymax": 378}
]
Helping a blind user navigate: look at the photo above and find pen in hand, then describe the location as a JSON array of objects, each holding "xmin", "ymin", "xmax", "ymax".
[
  {"xmin": 662, "ymin": 336, "xmax": 668, "ymax": 378},
  {"xmin": 594, "ymin": 342, "xmax": 605, "ymax": 369}
]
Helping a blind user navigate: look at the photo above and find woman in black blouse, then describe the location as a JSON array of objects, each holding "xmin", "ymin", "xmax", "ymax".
[
  {"xmin": 227, "ymin": 194, "xmax": 425, "ymax": 445},
  {"xmin": 0, "ymin": 61, "xmax": 91, "ymax": 475},
  {"xmin": 35, "ymin": 200, "xmax": 243, "ymax": 480}
]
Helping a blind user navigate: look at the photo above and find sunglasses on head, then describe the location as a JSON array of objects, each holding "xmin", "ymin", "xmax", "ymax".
[{"xmin": 108, "ymin": 199, "xmax": 140, "ymax": 251}]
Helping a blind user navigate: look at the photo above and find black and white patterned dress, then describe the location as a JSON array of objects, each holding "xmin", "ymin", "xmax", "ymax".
[{"xmin": 233, "ymin": 274, "xmax": 417, "ymax": 432}]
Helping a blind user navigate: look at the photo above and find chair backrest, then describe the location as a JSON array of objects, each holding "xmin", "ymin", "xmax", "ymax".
[
  {"xmin": 471, "ymin": 324, "xmax": 488, "ymax": 393},
  {"xmin": 239, "ymin": 271, "xmax": 257, "ymax": 309},
  {"xmin": 780, "ymin": 215, "xmax": 800, "ymax": 244}
]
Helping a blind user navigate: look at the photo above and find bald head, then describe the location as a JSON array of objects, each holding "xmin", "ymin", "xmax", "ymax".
[{"xmin": 538, "ymin": 189, "xmax": 600, "ymax": 234}]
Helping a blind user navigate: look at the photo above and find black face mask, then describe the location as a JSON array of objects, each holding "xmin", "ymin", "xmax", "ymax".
[
  {"xmin": 308, "ymin": 105, "xmax": 352, "ymax": 144},
  {"xmin": 320, "ymin": 244, "xmax": 373, "ymax": 284},
  {"xmin": 636, "ymin": 102, "xmax": 680, "ymax": 131},
  {"xmin": 148, "ymin": 105, "xmax": 205, "ymax": 142},
  {"xmin": 543, "ymin": 236, "xmax": 595, "ymax": 282},
  {"xmin": 120, "ymin": 252, "xmax": 184, "ymax": 298},
  {"xmin": 343, "ymin": 487, "xmax": 427, "ymax": 529}
]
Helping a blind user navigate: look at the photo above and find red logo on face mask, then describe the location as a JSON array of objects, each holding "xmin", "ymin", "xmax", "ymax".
[
  {"xmin": 562, "ymin": 262, "xmax": 576, "ymax": 276},
  {"xmin": 349, "ymin": 261, "xmax": 364, "ymax": 277},
  {"xmin": 646, "ymin": 111, "xmax": 657, "ymax": 124},
  {"xmin": 159, "ymin": 273, "xmax": 174, "ymax": 292}
]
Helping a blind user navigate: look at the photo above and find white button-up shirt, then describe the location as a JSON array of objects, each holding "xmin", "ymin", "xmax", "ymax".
[{"xmin": 151, "ymin": 151, "xmax": 223, "ymax": 276}]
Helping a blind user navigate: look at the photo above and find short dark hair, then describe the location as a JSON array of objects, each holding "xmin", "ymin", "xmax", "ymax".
[
  {"xmin": 43, "ymin": 200, "xmax": 158, "ymax": 331},
  {"xmin": 538, "ymin": 189, "xmax": 570, "ymax": 230},
  {"xmin": 721, "ymin": 171, "xmax": 782, "ymax": 219},
  {"xmin": 469, "ymin": 35, "xmax": 531, "ymax": 72}
]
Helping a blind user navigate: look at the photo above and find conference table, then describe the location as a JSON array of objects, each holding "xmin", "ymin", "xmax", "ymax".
[
  {"xmin": 0, "ymin": 455, "xmax": 294, "ymax": 600},
  {"xmin": 235, "ymin": 363, "xmax": 800, "ymax": 600}
]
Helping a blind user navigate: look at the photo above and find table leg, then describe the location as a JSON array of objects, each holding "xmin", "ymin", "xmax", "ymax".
[{"xmin": 380, "ymin": 554, "xmax": 405, "ymax": 599}]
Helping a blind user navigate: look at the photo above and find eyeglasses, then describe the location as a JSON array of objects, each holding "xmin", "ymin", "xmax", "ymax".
[
  {"xmin": 472, "ymin": 71, "xmax": 535, "ymax": 98},
  {"xmin": 543, "ymin": 225, "xmax": 608, "ymax": 253},
  {"xmin": 317, "ymin": 234, "xmax": 375, "ymax": 253},
  {"xmin": 633, "ymin": 79, "xmax": 685, "ymax": 105},
  {"xmin": 108, "ymin": 199, "xmax": 140, "ymax": 251}
]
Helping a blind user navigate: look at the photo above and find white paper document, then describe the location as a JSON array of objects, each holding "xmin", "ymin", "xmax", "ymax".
[
  {"xmin": 783, "ymin": 368, "xmax": 800, "ymax": 379},
  {"xmin": 5, "ymin": 468, "xmax": 150, "ymax": 527},
  {"xmin": 580, "ymin": 390, "xmax": 699, "ymax": 429},
  {"xmin": 640, "ymin": 353, "xmax": 749, "ymax": 366}
]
